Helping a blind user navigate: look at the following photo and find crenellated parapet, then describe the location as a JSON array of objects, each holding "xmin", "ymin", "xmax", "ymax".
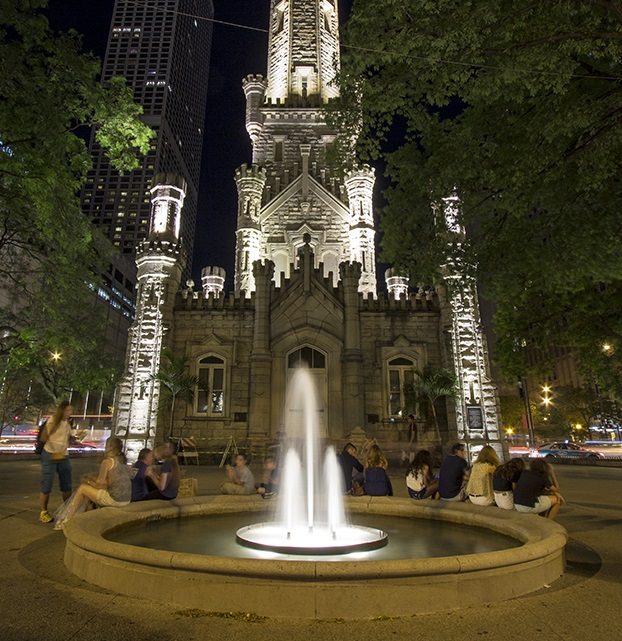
[
  {"xmin": 360, "ymin": 289, "xmax": 439, "ymax": 312},
  {"xmin": 175, "ymin": 289, "xmax": 256, "ymax": 311}
]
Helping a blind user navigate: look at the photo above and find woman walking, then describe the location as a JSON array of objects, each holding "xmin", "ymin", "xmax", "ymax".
[{"xmin": 39, "ymin": 400, "xmax": 74, "ymax": 524}]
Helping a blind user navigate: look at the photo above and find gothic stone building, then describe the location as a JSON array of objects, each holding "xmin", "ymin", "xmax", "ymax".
[{"xmin": 114, "ymin": 0, "xmax": 502, "ymax": 461}]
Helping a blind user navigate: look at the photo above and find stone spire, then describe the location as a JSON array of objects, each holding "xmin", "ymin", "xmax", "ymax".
[
  {"xmin": 266, "ymin": 0, "xmax": 341, "ymax": 104},
  {"xmin": 113, "ymin": 174, "xmax": 186, "ymax": 461}
]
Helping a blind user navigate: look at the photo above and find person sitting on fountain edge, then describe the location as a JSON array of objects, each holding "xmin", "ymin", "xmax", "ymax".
[
  {"xmin": 363, "ymin": 444, "xmax": 393, "ymax": 496},
  {"xmin": 255, "ymin": 456, "xmax": 278, "ymax": 498},
  {"xmin": 221, "ymin": 453, "xmax": 255, "ymax": 495},
  {"xmin": 438, "ymin": 443, "xmax": 470, "ymax": 501},
  {"xmin": 337, "ymin": 442, "xmax": 364, "ymax": 494},
  {"xmin": 130, "ymin": 447, "xmax": 155, "ymax": 502}
]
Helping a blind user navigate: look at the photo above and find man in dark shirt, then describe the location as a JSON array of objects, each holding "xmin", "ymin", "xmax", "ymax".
[
  {"xmin": 337, "ymin": 442, "xmax": 364, "ymax": 494},
  {"xmin": 131, "ymin": 448, "xmax": 154, "ymax": 501},
  {"xmin": 438, "ymin": 443, "xmax": 470, "ymax": 501}
]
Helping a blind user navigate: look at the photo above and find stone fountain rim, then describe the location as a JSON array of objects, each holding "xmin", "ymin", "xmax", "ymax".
[{"xmin": 63, "ymin": 495, "xmax": 567, "ymax": 580}]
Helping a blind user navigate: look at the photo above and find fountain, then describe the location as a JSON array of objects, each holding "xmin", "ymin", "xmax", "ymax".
[
  {"xmin": 236, "ymin": 368, "xmax": 388, "ymax": 554},
  {"xmin": 61, "ymin": 364, "xmax": 566, "ymax": 619}
]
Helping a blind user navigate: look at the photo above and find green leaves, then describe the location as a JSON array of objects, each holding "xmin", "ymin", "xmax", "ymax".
[
  {"xmin": 337, "ymin": 0, "xmax": 622, "ymax": 393},
  {"xmin": 0, "ymin": 0, "xmax": 152, "ymax": 403}
]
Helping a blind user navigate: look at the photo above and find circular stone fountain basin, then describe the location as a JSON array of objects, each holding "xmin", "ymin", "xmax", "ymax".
[{"xmin": 63, "ymin": 495, "xmax": 567, "ymax": 619}]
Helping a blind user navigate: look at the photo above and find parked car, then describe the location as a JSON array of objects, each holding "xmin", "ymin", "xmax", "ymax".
[{"xmin": 534, "ymin": 442, "xmax": 602, "ymax": 461}]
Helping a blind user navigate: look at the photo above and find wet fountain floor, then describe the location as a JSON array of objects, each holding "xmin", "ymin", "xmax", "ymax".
[{"xmin": 107, "ymin": 512, "xmax": 520, "ymax": 561}]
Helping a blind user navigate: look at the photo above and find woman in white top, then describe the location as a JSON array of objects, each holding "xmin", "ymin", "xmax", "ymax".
[
  {"xmin": 39, "ymin": 400, "xmax": 74, "ymax": 524},
  {"xmin": 53, "ymin": 437, "xmax": 131, "ymax": 530},
  {"xmin": 466, "ymin": 445, "xmax": 500, "ymax": 506},
  {"xmin": 406, "ymin": 449, "xmax": 439, "ymax": 499}
]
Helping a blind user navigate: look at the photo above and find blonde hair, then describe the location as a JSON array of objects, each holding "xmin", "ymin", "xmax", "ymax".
[
  {"xmin": 476, "ymin": 445, "xmax": 500, "ymax": 467},
  {"xmin": 365, "ymin": 444, "xmax": 388, "ymax": 470}
]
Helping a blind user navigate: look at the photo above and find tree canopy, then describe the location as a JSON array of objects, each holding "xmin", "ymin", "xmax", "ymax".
[
  {"xmin": 0, "ymin": 0, "xmax": 153, "ymax": 406},
  {"xmin": 336, "ymin": 0, "xmax": 622, "ymax": 393}
]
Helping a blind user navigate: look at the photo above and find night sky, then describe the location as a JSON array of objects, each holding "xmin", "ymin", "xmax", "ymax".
[{"xmin": 47, "ymin": 0, "xmax": 356, "ymax": 288}]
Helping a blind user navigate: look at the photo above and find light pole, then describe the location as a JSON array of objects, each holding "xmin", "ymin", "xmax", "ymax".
[{"xmin": 518, "ymin": 378, "xmax": 536, "ymax": 448}]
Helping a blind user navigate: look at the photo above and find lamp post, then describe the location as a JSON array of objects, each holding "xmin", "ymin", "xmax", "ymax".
[{"xmin": 518, "ymin": 378, "xmax": 536, "ymax": 448}]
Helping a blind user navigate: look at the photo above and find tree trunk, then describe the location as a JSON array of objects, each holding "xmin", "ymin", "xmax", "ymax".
[
  {"xmin": 430, "ymin": 399, "xmax": 441, "ymax": 443},
  {"xmin": 167, "ymin": 393, "xmax": 177, "ymax": 442}
]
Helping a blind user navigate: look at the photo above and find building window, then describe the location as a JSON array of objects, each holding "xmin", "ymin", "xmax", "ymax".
[
  {"xmin": 274, "ymin": 140, "xmax": 283, "ymax": 161},
  {"xmin": 288, "ymin": 346, "xmax": 326, "ymax": 369},
  {"xmin": 388, "ymin": 357, "xmax": 415, "ymax": 417},
  {"xmin": 196, "ymin": 355, "xmax": 225, "ymax": 415},
  {"xmin": 274, "ymin": 5, "xmax": 285, "ymax": 34}
]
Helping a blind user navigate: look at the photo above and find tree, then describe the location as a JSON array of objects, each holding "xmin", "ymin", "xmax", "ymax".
[
  {"xmin": 151, "ymin": 348, "xmax": 198, "ymax": 442},
  {"xmin": 408, "ymin": 365, "xmax": 456, "ymax": 441},
  {"xmin": 335, "ymin": 0, "xmax": 622, "ymax": 394},
  {"xmin": 0, "ymin": 0, "xmax": 153, "ymax": 400}
]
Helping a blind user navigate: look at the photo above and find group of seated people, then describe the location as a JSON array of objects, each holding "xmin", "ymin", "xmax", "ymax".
[
  {"xmin": 337, "ymin": 442, "xmax": 393, "ymax": 496},
  {"xmin": 408, "ymin": 442, "xmax": 564, "ymax": 520},
  {"xmin": 53, "ymin": 438, "xmax": 181, "ymax": 530},
  {"xmin": 53, "ymin": 437, "xmax": 563, "ymax": 531},
  {"xmin": 338, "ymin": 440, "xmax": 563, "ymax": 520},
  {"xmin": 220, "ymin": 452, "xmax": 279, "ymax": 498}
]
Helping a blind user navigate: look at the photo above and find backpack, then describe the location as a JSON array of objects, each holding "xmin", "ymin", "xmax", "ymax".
[{"xmin": 34, "ymin": 419, "xmax": 49, "ymax": 455}]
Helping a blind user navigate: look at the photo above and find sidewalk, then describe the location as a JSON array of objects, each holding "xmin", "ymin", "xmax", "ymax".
[{"xmin": 0, "ymin": 458, "xmax": 620, "ymax": 641}]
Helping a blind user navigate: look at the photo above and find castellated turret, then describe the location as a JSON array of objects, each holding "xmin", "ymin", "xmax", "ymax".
[
  {"xmin": 201, "ymin": 266, "xmax": 226, "ymax": 296},
  {"xmin": 385, "ymin": 268, "xmax": 410, "ymax": 299},
  {"xmin": 148, "ymin": 173, "xmax": 187, "ymax": 242},
  {"xmin": 234, "ymin": 164, "xmax": 267, "ymax": 296},
  {"xmin": 345, "ymin": 166, "xmax": 377, "ymax": 295},
  {"xmin": 242, "ymin": 74, "xmax": 267, "ymax": 149},
  {"xmin": 113, "ymin": 174, "xmax": 186, "ymax": 461}
]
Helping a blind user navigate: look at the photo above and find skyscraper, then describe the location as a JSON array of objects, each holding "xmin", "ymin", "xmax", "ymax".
[{"xmin": 81, "ymin": 0, "xmax": 214, "ymax": 306}]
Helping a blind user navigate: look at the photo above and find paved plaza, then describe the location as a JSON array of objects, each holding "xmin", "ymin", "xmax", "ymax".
[{"xmin": 0, "ymin": 458, "xmax": 620, "ymax": 641}]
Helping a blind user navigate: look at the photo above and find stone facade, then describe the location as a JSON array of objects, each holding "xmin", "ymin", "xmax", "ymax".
[{"xmin": 171, "ymin": 247, "xmax": 446, "ymax": 444}]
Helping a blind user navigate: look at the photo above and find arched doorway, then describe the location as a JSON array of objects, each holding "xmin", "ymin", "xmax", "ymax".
[{"xmin": 286, "ymin": 346, "xmax": 328, "ymax": 437}]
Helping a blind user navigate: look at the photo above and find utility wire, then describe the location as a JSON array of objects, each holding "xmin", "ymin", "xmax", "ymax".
[{"xmin": 122, "ymin": 0, "xmax": 622, "ymax": 82}]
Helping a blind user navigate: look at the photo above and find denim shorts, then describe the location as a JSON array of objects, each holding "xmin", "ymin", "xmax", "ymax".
[{"xmin": 40, "ymin": 450, "xmax": 72, "ymax": 494}]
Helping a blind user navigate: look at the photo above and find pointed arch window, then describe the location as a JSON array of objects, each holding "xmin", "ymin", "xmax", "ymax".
[
  {"xmin": 288, "ymin": 346, "xmax": 326, "ymax": 369},
  {"xmin": 388, "ymin": 356, "xmax": 415, "ymax": 417},
  {"xmin": 196, "ymin": 355, "xmax": 225, "ymax": 415}
]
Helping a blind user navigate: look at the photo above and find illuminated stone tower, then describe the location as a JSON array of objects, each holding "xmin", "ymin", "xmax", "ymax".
[
  {"xmin": 439, "ymin": 195, "xmax": 503, "ymax": 459},
  {"xmin": 234, "ymin": 0, "xmax": 378, "ymax": 296},
  {"xmin": 113, "ymin": 174, "xmax": 186, "ymax": 460}
]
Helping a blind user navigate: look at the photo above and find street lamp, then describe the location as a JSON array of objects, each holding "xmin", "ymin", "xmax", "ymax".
[
  {"xmin": 602, "ymin": 342, "xmax": 613, "ymax": 354},
  {"xmin": 541, "ymin": 383, "xmax": 553, "ymax": 408},
  {"xmin": 51, "ymin": 351, "xmax": 62, "ymax": 362}
]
